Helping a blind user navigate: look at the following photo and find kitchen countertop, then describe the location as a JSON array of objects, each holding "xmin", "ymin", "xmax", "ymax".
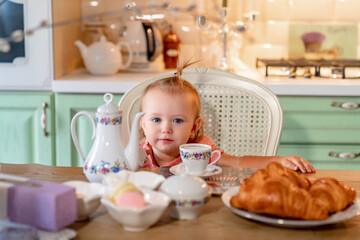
[{"xmin": 52, "ymin": 68, "xmax": 360, "ymax": 96}]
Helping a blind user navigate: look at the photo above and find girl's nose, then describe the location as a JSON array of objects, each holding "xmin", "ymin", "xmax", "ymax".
[{"xmin": 162, "ymin": 122, "xmax": 172, "ymax": 134}]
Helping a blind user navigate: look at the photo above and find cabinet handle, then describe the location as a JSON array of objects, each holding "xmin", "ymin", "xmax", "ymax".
[
  {"xmin": 41, "ymin": 102, "xmax": 48, "ymax": 137},
  {"xmin": 328, "ymin": 152, "xmax": 360, "ymax": 159},
  {"xmin": 330, "ymin": 101, "xmax": 359, "ymax": 109}
]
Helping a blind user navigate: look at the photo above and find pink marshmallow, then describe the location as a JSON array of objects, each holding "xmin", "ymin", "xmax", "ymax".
[{"xmin": 115, "ymin": 192, "xmax": 146, "ymax": 208}]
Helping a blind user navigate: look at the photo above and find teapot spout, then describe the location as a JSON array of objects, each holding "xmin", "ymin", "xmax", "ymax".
[
  {"xmin": 124, "ymin": 112, "xmax": 145, "ymax": 171},
  {"xmin": 74, "ymin": 40, "xmax": 87, "ymax": 59}
]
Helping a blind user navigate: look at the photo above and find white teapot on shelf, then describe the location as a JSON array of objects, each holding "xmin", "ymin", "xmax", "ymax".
[
  {"xmin": 75, "ymin": 35, "xmax": 133, "ymax": 75},
  {"xmin": 70, "ymin": 93, "xmax": 144, "ymax": 183}
]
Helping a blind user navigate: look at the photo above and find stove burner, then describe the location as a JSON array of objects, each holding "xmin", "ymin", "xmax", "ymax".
[
  {"xmin": 256, "ymin": 58, "xmax": 360, "ymax": 79},
  {"xmin": 331, "ymin": 67, "xmax": 344, "ymax": 79}
]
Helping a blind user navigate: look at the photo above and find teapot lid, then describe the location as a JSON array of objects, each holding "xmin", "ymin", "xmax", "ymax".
[
  {"xmin": 97, "ymin": 93, "xmax": 120, "ymax": 115},
  {"xmin": 159, "ymin": 174, "xmax": 211, "ymax": 200}
]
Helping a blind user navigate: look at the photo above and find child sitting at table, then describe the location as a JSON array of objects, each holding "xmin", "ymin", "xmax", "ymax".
[{"xmin": 138, "ymin": 60, "xmax": 315, "ymax": 173}]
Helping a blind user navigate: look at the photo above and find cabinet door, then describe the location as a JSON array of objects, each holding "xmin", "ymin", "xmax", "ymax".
[
  {"xmin": 0, "ymin": 92, "xmax": 54, "ymax": 165},
  {"xmin": 279, "ymin": 96, "xmax": 360, "ymax": 144},
  {"xmin": 278, "ymin": 96, "xmax": 360, "ymax": 170},
  {"xmin": 277, "ymin": 144, "xmax": 360, "ymax": 170},
  {"xmin": 55, "ymin": 93, "xmax": 122, "ymax": 167}
]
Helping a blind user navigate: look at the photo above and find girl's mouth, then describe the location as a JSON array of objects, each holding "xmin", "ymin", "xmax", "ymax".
[{"xmin": 159, "ymin": 138, "xmax": 173, "ymax": 142}]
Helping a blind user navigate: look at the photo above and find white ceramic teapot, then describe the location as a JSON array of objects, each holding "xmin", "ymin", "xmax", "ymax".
[
  {"xmin": 75, "ymin": 35, "xmax": 133, "ymax": 75},
  {"xmin": 70, "ymin": 93, "xmax": 144, "ymax": 183}
]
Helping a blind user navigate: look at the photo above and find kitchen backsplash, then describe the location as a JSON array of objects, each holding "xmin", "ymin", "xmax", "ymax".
[
  {"xmin": 240, "ymin": 0, "xmax": 360, "ymax": 68},
  {"xmin": 80, "ymin": 0, "xmax": 360, "ymax": 69}
]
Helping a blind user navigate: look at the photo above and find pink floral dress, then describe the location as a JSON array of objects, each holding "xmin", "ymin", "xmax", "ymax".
[{"xmin": 140, "ymin": 135, "xmax": 223, "ymax": 168}]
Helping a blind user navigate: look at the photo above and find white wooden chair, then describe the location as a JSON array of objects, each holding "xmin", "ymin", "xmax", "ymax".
[{"xmin": 118, "ymin": 67, "xmax": 283, "ymax": 156}]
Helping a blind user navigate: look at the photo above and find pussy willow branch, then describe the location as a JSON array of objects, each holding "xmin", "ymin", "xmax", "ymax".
[
  {"xmin": 1, "ymin": 1, "xmax": 224, "ymax": 36},
  {"xmin": 0, "ymin": 0, "xmax": 8, "ymax": 7},
  {"xmin": 1, "ymin": 0, "xmax": 243, "ymax": 53}
]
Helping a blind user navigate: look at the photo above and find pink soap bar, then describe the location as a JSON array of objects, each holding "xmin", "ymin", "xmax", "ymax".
[
  {"xmin": 7, "ymin": 179, "xmax": 77, "ymax": 232},
  {"xmin": 115, "ymin": 192, "xmax": 146, "ymax": 208}
]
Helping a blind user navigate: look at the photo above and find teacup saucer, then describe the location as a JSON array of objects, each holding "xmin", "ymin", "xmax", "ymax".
[{"xmin": 169, "ymin": 164, "xmax": 222, "ymax": 177}]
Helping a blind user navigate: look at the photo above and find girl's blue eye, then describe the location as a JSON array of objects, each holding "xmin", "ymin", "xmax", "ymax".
[
  {"xmin": 152, "ymin": 118, "xmax": 161, "ymax": 123},
  {"xmin": 173, "ymin": 118, "xmax": 183, "ymax": 124}
]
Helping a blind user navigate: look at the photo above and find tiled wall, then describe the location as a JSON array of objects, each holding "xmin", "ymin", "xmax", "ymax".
[
  {"xmin": 240, "ymin": 0, "xmax": 360, "ymax": 68},
  {"xmin": 81, "ymin": 0, "xmax": 360, "ymax": 69}
]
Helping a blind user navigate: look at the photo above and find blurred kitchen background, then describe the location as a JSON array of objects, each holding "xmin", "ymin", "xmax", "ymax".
[
  {"xmin": 52, "ymin": 0, "xmax": 360, "ymax": 80},
  {"xmin": 1, "ymin": 0, "xmax": 360, "ymax": 169}
]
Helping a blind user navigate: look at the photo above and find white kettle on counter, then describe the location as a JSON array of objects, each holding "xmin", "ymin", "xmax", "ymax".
[
  {"xmin": 75, "ymin": 35, "xmax": 133, "ymax": 75},
  {"xmin": 122, "ymin": 20, "xmax": 164, "ymax": 72},
  {"xmin": 70, "ymin": 93, "xmax": 144, "ymax": 183}
]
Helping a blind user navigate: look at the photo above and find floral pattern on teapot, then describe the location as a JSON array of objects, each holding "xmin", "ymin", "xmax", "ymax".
[
  {"xmin": 84, "ymin": 159, "xmax": 128, "ymax": 175},
  {"xmin": 96, "ymin": 116, "xmax": 122, "ymax": 125}
]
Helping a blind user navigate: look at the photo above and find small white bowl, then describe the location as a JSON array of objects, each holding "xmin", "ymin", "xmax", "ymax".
[
  {"xmin": 102, "ymin": 170, "xmax": 165, "ymax": 193},
  {"xmin": 101, "ymin": 189, "xmax": 170, "ymax": 232},
  {"xmin": 128, "ymin": 171, "xmax": 165, "ymax": 190},
  {"xmin": 63, "ymin": 181, "xmax": 105, "ymax": 221}
]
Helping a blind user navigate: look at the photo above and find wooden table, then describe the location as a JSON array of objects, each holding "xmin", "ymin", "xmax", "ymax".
[{"xmin": 1, "ymin": 163, "xmax": 360, "ymax": 240}]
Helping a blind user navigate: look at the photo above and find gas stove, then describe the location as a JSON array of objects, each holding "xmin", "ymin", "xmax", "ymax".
[{"xmin": 256, "ymin": 58, "xmax": 360, "ymax": 79}]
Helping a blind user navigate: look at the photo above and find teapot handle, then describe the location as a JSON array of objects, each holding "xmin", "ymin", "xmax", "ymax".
[
  {"xmin": 117, "ymin": 41, "xmax": 133, "ymax": 70},
  {"xmin": 70, "ymin": 111, "xmax": 97, "ymax": 163}
]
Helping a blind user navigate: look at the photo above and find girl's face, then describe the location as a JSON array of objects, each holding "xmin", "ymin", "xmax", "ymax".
[{"xmin": 140, "ymin": 88, "xmax": 202, "ymax": 158}]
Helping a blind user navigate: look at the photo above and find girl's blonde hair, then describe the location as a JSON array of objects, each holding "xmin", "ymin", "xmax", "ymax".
[{"xmin": 140, "ymin": 59, "xmax": 204, "ymax": 139}]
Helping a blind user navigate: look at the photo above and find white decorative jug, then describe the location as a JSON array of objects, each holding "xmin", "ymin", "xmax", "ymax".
[
  {"xmin": 71, "ymin": 93, "xmax": 144, "ymax": 183},
  {"xmin": 75, "ymin": 35, "xmax": 133, "ymax": 75}
]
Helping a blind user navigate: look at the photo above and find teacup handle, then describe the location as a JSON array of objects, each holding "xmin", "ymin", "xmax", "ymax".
[{"xmin": 208, "ymin": 150, "xmax": 221, "ymax": 166}]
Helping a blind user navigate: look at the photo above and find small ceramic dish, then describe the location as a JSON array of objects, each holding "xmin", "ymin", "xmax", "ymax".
[
  {"xmin": 128, "ymin": 171, "xmax": 166, "ymax": 190},
  {"xmin": 159, "ymin": 174, "xmax": 212, "ymax": 220},
  {"xmin": 63, "ymin": 181, "xmax": 105, "ymax": 221},
  {"xmin": 100, "ymin": 189, "xmax": 170, "ymax": 232},
  {"xmin": 102, "ymin": 170, "xmax": 165, "ymax": 193}
]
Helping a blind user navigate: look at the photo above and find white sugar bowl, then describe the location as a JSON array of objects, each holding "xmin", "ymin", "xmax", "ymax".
[{"xmin": 159, "ymin": 174, "xmax": 211, "ymax": 220}]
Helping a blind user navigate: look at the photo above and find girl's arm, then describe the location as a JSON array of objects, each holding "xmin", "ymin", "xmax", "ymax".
[{"xmin": 217, "ymin": 153, "xmax": 316, "ymax": 173}]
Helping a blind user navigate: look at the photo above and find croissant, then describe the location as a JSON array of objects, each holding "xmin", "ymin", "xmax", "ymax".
[
  {"xmin": 309, "ymin": 178, "xmax": 356, "ymax": 213},
  {"xmin": 230, "ymin": 177, "xmax": 328, "ymax": 220},
  {"xmin": 230, "ymin": 162, "xmax": 356, "ymax": 220},
  {"xmin": 244, "ymin": 162, "xmax": 311, "ymax": 190}
]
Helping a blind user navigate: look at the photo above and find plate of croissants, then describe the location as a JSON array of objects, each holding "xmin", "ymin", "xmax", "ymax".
[{"xmin": 222, "ymin": 162, "xmax": 359, "ymax": 228}]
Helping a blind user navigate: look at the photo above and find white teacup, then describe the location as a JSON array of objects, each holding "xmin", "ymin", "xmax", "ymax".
[{"xmin": 179, "ymin": 144, "xmax": 221, "ymax": 176}]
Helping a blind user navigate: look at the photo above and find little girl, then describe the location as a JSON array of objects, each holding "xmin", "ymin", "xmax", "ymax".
[{"xmin": 139, "ymin": 62, "xmax": 315, "ymax": 173}]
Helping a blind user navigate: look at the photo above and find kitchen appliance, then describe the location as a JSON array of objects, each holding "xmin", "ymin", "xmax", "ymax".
[
  {"xmin": 122, "ymin": 20, "xmax": 164, "ymax": 72},
  {"xmin": 70, "ymin": 93, "xmax": 144, "ymax": 183},
  {"xmin": 256, "ymin": 58, "xmax": 360, "ymax": 79}
]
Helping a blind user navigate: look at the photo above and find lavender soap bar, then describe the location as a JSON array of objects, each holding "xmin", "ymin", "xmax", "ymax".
[{"xmin": 0, "ymin": 174, "xmax": 77, "ymax": 232}]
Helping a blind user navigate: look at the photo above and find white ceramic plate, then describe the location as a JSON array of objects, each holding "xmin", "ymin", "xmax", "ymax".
[
  {"xmin": 222, "ymin": 187, "xmax": 360, "ymax": 228},
  {"xmin": 169, "ymin": 164, "xmax": 222, "ymax": 177}
]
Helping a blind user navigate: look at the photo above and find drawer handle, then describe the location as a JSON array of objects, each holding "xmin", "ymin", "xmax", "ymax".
[
  {"xmin": 328, "ymin": 152, "xmax": 360, "ymax": 159},
  {"xmin": 41, "ymin": 102, "xmax": 48, "ymax": 137},
  {"xmin": 330, "ymin": 101, "xmax": 359, "ymax": 109}
]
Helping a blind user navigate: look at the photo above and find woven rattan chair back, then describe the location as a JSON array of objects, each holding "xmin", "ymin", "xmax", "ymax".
[{"xmin": 118, "ymin": 67, "xmax": 283, "ymax": 156}]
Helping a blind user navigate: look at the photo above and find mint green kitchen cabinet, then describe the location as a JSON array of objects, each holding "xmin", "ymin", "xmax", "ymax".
[
  {"xmin": 0, "ymin": 91, "xmax": 55, "ymax": 165},
  {"xmin": 1, "ymin": 92, "xmax": 359, "ymax": 170},
  {"xmin": 277, "ymin": 96, "xmax": 360, "ymax": 170},
  {"xmin": 55, "ymin": 93, "xmax": 123, "ymax": 167}
]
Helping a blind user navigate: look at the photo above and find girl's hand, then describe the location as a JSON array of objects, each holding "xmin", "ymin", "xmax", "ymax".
[{"xmin": 277, "ymin": 155, "xmax": 316, "ymax": 173}]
